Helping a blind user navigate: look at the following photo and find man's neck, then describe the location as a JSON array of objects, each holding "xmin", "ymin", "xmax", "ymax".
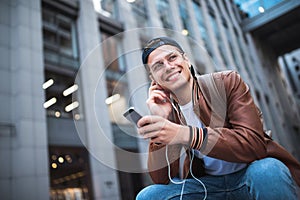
[{"xmin": 172, "ymin": 78, "xmax": 193, "ymax": 106}]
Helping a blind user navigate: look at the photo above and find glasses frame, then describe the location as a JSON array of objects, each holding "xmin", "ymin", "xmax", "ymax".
[{"xmin": 149, "ymin": 51, "xmax": 185, "ymax": 75}]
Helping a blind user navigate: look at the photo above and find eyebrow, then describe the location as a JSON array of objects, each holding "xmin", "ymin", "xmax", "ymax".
[{"xmin": 150, "ymin": 51, "xmax": 176, "ymax": 69}]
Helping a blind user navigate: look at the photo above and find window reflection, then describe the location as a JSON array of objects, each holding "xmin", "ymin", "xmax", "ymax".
[
  {"xmin": 49, "ymin": 146, "xmax": 93, "ymax": 200},
  {"xmin": 223, "ymin": 23, "xmax": 240, "ymax": 70},
  {"xmin": 178, "ymin": 0, "xmax": 194, "ymax": 37},
  {"xmin": 234, "ymin": 0, "xmax": 284, "ymax": 18},
  {"xmin": 156, "ymin": 0, "xmax": 173, "ymax": 29},
  {"xmin": 43, "ymin": 70, "xmax": 82, "ymax": 119},
  {"xmin": 42, "ymin": 9, "xmax": 79, "ymax": 70},
  {"xmin": 42, "ymin": 7, "xmax": 82, "ymax": 119},
  {"xmin": 209, "ymin": 13, "xmax": 230, "ymax": 69},
  {"xmin": 130, "ymin": 0, "xmax": 148, "ymax": 27},
  {"xmin": 192, "ymin": 1, "xmax": 213, "ymax": 57},
  {"xmin": 100, "ymin": 33, "xmax": 143, "ymax": 200},
  {"xmin": 93, "ymin": 0, "xmax": 119, "ymax": 19},
  {"xmin": 101, "ymin": 33, "xmax": 130, "ymax": 125}
]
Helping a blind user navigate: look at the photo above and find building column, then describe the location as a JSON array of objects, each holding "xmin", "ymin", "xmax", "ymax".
[
  {"xmin": 185, "ymin": 0, "xmax": 214, "ymax": 73},
  {"xmin": 0, "ymin": 0, "xmax": 50, "ymax": 199},
  {"xmin": 200, "ymin": 0, "xmax": 224, "ymax": 71},
  {"xmin": 145, "ymin": 0, "xmax": 162, "ymax": 28},
  {"xmin": 210, "ymin": 1, "xmax": 236, "ymax": 69},
  {"xmin": 77, "ymin": 0, "xmax": 121, "ymax": 199},
  {"xmin": 117, "ymin": 0, "xmax": 152, "ymax": 175}
]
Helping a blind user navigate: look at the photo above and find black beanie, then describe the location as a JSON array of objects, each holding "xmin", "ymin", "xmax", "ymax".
[{"xmin": 142, "ymin": 37, "xmax": 184, "ymax": 64}]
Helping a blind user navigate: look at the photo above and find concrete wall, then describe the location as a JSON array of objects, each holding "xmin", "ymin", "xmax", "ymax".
[{"xmin": 0, "ymin": 0, "xmax": 50, "ymax": 199}]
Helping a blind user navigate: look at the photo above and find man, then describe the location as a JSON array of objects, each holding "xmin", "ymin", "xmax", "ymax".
[{"xmin": 135, "ymin": 37, "xmax": 300, "ymax": 200}]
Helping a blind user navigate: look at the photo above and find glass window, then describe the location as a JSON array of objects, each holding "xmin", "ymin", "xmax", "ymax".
[
  {"xmin": 101, "ymin": 33, "xmax": 130, "ymax": 125},
  {"xmin": 43, "ymin": 70, "xmax": 82, "ymax": 120},
  {"xmin": 178, "ymin": 0, "xmax": 194, "ymax": 37},
  {"xmin": 93, "ymin": 0, "xmax": 119, "ymax": 19},
  {"xmin": 222, "ymin": 0, "xmax": 230, "ymax": 16},
  {"xmin": 223, "ymin": 23, "xmax": 240, "ymax": 70},
  {"xmin": 42, "ymin": 9, "xmax": 79, "ymax": 70},
  {"xmin": 209, "ymin": 13, "xmax": 230, "ymax": 68},
  {"xmin": 234, "ymin": 29, "xmax": 247, "ymax": 68},
  {"xmin": 192, "ymin": 1, "xmax": 213, "ymax": 56},
  {"xmin": 129, "ymin": 0, "xmax": 148, "ymax": 27},
  {"xmin": 156, "ymin": 0, "xmax": 173, "ymax": 29},
  {"xmin": 42, "ymin": 8, "xmax": 82, "ymax": 120},
  {"xmin": 100, "ymin": 32, "xmax": 144, "ymax": 199},
  {"xmin": 49, "ymin": 146, "xmax": 93, "ymax": 200},
  {"xmin": 235, "ymin": 31, "xmax": 252, "ymax": 76},
  {"xmin": 234, "ymin": 0, "xmax": 284, "ymax": 18}
]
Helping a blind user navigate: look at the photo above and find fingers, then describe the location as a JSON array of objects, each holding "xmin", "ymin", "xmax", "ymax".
[
  {"xmin": 142, "ymin": 131, "xmax": 159, "ymax": 141},
  {"xmin": 137, "ymin": 116, "xmax": 187, "ymax": 145},
  {"xmin": 149, "ymin": 87, "xmax": 166, "ymax": 98},
  {"xmin": 148, "ymin": 84, "xmax": 170, "ymax": 102},
  {"xmin": 149, "ymin": 82, "xmax": 170, "ymax": 96},
  {"xmin": 147, "ymin": 90, "xmax": 169, "ymax": 104},
  {"xmin": 137, "ymin": 116, "xmax": 166, "ymax": 136},
  {"xmin": 137, "ymin": 116, "xmax": 171, "ymax": 144},
  {"xmin": 137, "ymin": 115, "xmax": 160, "ymax": 128},
  {"xmin": 150, "ymin": 85, "xmax": 164, "ymax": 93}
]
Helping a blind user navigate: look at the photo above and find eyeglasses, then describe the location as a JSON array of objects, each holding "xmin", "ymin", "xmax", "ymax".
[{"xmin": 149, "ymin": 51, "xmax": 185, "ymax": 74}]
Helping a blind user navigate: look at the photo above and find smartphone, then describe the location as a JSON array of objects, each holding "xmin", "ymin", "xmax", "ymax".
[{"xmin": 123, "ymin": 107, "xmax": 143, "ymax": 126}]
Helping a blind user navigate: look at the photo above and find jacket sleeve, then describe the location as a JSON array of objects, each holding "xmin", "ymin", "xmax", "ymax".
[
  {"xmin": 147, "ymin": 142, "xmax": 182, "ymax": 184},
  {"xmin": 194, "ymin": 71, "xmax": 268, "ymax": 163}
]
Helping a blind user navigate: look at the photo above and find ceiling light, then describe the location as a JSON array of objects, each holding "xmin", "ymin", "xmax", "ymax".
[
  {"xmin": 43, "ymin": 97, "xmax": 57, "ymax": 108},
  {"xmin": 42, "ymin": 79, "xmax": 54, "ymax": 89},
  {"xmin": 74, "ymin": 114, "xmax": 81, "ymax": 120},
  {"xmin": 65, "ymin": 155, "xmax": 72, "ymax": 163},
  {"xmin": 51, "ymin": 163, "xmax": 58, "ymax": 169},
  {"xmin": 105, "ymin": 94, "xmax": 120, "ymax": 105},
  {"xmin": 65, "ymin": 101, "xmax": 79, "ymax": 112},
  {"xmin": 63, "ymin": 84, "xmax": 78, "ymax": 96},
  {"xmin": 55, "ymin": 111, "xmax": 61, "ymax": 118},
  {"xmin": 58, "ymin": 156, "xmax": 64, "ymax": 163},
  {"xmin": 51, "ymin": 155, "xmax": 57, "ymax": 161},
  {"xmin": 258, "ymin": 6, "xmax": 265, "ymax": 13},
  {"xmin": 181, "ymin": 29, "xmax": 189, "ymax": 36}
]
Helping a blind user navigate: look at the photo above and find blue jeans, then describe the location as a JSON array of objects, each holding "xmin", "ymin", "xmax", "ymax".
[{"xmin": 136, "ymin": 158, "xmax": 298, "ymax": 200}]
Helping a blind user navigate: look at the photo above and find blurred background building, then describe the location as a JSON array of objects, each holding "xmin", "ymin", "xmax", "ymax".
[{"xmin": 0, "ymin": 0, "xmax": 299, "ymax": 199}]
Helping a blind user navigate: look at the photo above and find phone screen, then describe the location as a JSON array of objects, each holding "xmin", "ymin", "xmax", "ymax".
[{"xmin": 123, "ymin": 107, "xmax": 142, "ymax": 126}]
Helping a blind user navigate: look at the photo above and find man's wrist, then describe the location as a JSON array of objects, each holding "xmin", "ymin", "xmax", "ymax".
[
  {"xmin": 180, "ymin": 125, "xmax": 191, "ymax": 146},
  {"xmin": 188, "ymin": 126, "xmax": 206, "ymax": 149}
]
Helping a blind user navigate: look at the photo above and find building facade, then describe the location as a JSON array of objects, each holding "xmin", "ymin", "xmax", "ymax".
[
  {"xmin": 0, "ymin": 0, "xmax": 299, "ymax": 199},
  {"xmin": 279, "ymin": 49, "xmax": 300, "ymax": 113}
]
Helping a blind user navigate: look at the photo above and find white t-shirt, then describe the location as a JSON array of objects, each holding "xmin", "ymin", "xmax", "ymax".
[{"xmin": 180, "ymin": 100, "xmax": 247, "ymax": 175}]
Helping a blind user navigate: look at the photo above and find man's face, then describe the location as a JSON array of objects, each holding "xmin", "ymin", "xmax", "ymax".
[{"xmin": 147, "ymin": 45, "xmax": 191, "ymax": 92}]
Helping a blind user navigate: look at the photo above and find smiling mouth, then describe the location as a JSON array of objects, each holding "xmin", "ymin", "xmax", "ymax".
[{"xmin": 166, "ymin": 71, "xmax": 181, "ymax": 81}]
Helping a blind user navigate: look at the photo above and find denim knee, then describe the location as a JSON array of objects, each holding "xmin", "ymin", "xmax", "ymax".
[
  {"xmin": 245, "ymin": 157, "xmax": 298, "ymax": 199},
  {"xmin": 136, "ymin": 187, "xmax": 149, "ymax": 200},
  {"xmin": 247, "ymin": 158, "xmax": 292, "ymax": 183},
  {"xmin": 136, "ymin": 185, "xmax": 159, "ymax": 200}
]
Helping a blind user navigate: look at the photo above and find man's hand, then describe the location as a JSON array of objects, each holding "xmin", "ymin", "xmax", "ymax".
[
  {"xmin": 137, "ymin": 115, "xmax": 190, "ymax": 145},
  {"xmin": 146, "ymin": 81, "xmax": 172, "ymax": 119}
]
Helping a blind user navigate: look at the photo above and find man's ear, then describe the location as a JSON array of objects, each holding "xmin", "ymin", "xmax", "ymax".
[
  {"xmin": 182, "ymin": 53, "xmax": 190, "ymax": 62},
  {"xmin": 182, "ymin": 53, "xmax": 190, "ymax": 63}
]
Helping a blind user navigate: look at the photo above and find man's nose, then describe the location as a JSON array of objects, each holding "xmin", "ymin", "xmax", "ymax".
[{"xmin": 164, "ymin": 61, "xmax": 175, "ymax": 71}]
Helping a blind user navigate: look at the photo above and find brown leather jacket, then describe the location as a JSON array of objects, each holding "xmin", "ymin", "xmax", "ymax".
[{"xmin": 147, "ymin": 70, "xmax": 300, "ymax": 187}]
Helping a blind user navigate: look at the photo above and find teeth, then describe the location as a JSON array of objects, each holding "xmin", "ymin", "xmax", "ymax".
[{"xmin": 167, "ymin": 73, "xmax": 179, "ymax": 81}]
